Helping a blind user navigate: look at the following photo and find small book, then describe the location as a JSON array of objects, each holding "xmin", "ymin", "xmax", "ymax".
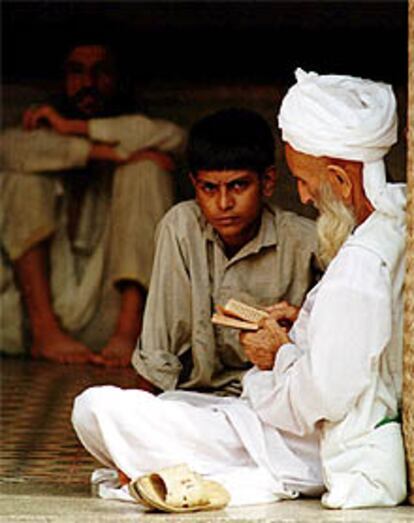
[{"xmin": 211, "ymin": 298, "xmax": 269, "ymax": 331}]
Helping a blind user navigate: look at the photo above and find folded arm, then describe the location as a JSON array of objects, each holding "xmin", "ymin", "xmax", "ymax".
[
  {"xmin": 88, "ymin": 114, "xmax": 187, "ymax": 158},
  {"xmin": 21, "ymin": 104, "xmax": 186, "ymax": 166}
]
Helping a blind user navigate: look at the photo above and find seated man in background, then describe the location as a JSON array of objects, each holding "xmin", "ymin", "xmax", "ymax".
[
  {"xmin": 131, "ymin": 107, "xmax": 318, "ymax": 396},
  {"xmin": 72, "ymin": 71, "xmax": 406, "ymax": 509},
  {"xmin": 0, "ymin": 39, "xmax": 186, "ymax": 365}
]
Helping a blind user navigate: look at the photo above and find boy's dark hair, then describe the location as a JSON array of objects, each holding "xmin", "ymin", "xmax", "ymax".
[{"xmin": 187, "ymin": 108, "xmax": 275, "ymax": 175}]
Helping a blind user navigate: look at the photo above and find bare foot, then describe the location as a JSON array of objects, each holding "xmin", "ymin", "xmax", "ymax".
[
  {"xmin": 91, "ymin": 333, "xmax": 135, "ymax": 367},
  {"xmin": 118, "ymin": 470, "xmax": 131, "ymax": 486},
  {"xmin": 31, "ymin": 330, "xmax": 94, "ymax": 364}
]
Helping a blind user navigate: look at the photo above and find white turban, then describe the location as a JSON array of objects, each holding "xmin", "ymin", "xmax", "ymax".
[{"xmin": 278, "ymin": 68, "xmax": 406, "ymax": 221}]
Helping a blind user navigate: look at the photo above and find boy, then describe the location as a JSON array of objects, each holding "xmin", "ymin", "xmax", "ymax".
[{"xmin": 132, "ymin": 108, "xmax": 317, "ymax": 395}]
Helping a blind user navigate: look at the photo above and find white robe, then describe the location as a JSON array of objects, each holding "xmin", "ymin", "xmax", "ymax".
[
  {"xmin": 0, "ymin": 115, "xmax": 185, "ymax": 352},
  {"xmin": 72, "ymin": 208, "xmax": 406, "ymax": 508}
]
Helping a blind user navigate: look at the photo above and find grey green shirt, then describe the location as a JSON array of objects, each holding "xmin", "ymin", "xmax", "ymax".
[{"xmin": 132, "ymin": 200, "xmax": 317, "ymax": 395}]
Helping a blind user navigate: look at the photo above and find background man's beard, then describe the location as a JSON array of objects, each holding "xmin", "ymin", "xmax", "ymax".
[
  {"xmin": 69, "ymin": 87, "xmax": 106, "ymax": 118},
  {"xmin": 316, "ymin": 182, "xmax": 357, "ymax": 270}
]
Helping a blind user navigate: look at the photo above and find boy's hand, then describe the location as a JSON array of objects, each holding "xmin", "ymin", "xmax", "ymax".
[
  {"xmin": 240, "ymin": 319, "xmax": 290, "ymax": 370},
  {"xmin": 266, "ymin": 300, "xmax": 300, "ymax": 329}
]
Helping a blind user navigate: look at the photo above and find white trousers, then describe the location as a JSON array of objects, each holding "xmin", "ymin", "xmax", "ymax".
[{"xmin": 72, "ymin": 386, "xmax": 282, "ymax": 506}]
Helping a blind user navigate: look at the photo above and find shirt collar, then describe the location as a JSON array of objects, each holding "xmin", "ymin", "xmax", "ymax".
[{"xmin": 201, "ymin": 203, "xmax": 279, "ymax": 261}]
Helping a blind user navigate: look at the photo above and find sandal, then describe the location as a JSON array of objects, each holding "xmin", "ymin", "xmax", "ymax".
[{"xmin": 128, "ymin": 464, "xmax": 230, "ymax": 512}]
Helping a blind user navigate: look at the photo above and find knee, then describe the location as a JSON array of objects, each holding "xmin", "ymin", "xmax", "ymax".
[
  {"xmin": 2, "ymin": 171, "xmax": 57, "ymax": 194},
  {"xmin": 72, "ymin": 385, "xmax": 118, "ymax": 433},
  {"xmin": 112, "ymin": 160, "xmax": 174, "ymax": 212},
  {"xmin": 72, "ymin": 387, "xmax": 97, "ymax": 432},
  {"xmin": 123, "ymin": 152, "xmax": 174, "ymax": 176},
  {"xmin": 114, "ymin": 159, "xmax": 172, "ymax": 188},
  {"xmin": 1, "ymin": 172, "xmax": 58, "ymax": 229}
]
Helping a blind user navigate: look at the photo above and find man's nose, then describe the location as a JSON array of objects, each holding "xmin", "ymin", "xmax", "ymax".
[
  {"xmin": 81, "ymin": 71, "xmax": 95, "ymax": 88},
  {"xmin": 218, "ymin": 187, "xmax": 234, "ymax": 211},
  {"xmin": 298, "ymin": 183, "xmax": 313, "ymax": 205}
]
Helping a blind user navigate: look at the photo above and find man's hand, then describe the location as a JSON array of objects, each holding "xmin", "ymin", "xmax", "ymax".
[
  {"xmin": 24, "ymin": 105, "xmax": 69, "ymax": 133},
  {"xmin": 266, "ymin": 301, "xmax": 300, "ymax": 329},
  {"xmin": 89, "ymin": 143, "xmax": 126, "ymax": 164},
  {"xmin": 240, "ymin": 319, "xmax": 290, "ymax": 370},
  {"xmin": 23, "ymin": 105, "xmax": 87, "ymax": 135}
]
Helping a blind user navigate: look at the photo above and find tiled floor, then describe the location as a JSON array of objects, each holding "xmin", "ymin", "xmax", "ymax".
[
  {"xmin": 1, "ymin": 356, "xmax": 413, "ymax": 522},
  {"xmin": 0, "ymin": 356, "xmax": 138, "ymax": 487}
]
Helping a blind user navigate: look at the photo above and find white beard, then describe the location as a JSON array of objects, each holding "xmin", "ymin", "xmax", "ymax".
[{"xmin": 316, "ymin": 182, "xmax": 357, "ymax": 270}]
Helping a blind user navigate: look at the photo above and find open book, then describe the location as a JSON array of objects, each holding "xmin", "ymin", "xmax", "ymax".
[{"xmin": 211, "ymin": 298, "xmax": 269, "ymax": 331}]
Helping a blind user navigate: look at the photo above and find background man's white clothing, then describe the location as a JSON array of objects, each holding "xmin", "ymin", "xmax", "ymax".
[{"xmin": 0, "ymin": 115, "xmax": 185, "ymax": 353}]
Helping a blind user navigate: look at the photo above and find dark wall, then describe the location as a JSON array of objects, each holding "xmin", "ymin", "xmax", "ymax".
[
  {"xmin": 2, "ymin": 1, "xmax": 408, "ymax": 214},
  {"xmin": 2, "ymin": 1, "xmax": 408, "ymax": 86}
]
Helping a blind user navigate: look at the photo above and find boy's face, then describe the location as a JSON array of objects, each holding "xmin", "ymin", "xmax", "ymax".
[{"xmin": 191, "ymin": 169, "xmax": 275, "ymax": 253}]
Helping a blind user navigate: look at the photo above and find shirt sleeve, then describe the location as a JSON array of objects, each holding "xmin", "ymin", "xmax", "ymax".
[
  {"xmin": 131, "ymin": 212, "xmax": 192, "ymax": 391},
  {"xmin": 0, "ymin": 128, "xmax": 91, "ymax": 173},
  {"xmin": 88, "ymin": 115, "xmax": 187, "ymax": 158},
  {"xmin": 244, "ymin": 247, "xmax": 392, "ymax": 436}
]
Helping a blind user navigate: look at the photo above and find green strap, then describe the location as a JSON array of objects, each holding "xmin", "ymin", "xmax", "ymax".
[{"xmin": 375, "ymin": 411, "xmax": 401, "ymax": 429}]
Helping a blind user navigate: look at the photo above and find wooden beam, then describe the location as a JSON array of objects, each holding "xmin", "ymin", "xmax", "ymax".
[{"xmin": 403, "ymin": 0, "xmax": 414, "ymax": 506}]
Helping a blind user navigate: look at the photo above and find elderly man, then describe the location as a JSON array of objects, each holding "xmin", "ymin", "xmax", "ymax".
[
  {"xmin": 239, "ymin": 69, "xmax": 407, "ymax": 507},
  {"xmin": 0, "ymin": 42, "xmax": 185, "ymax": 365},
  {"xmin": 72, "ymin": 70, "xmax": 406, "ymax": 510}
]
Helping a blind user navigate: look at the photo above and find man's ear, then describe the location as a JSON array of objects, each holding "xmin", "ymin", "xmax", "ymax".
[
  {"xmin": 189, "ymin": 172, "xmax": 197, "ymax": 189},
  {"xmin": 326, "ymin": 164, "xmax": 352, "ymax": 202},
  {"xmin": 262, "ymin": 167, "xmax": 277, "ymax": 198}
]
